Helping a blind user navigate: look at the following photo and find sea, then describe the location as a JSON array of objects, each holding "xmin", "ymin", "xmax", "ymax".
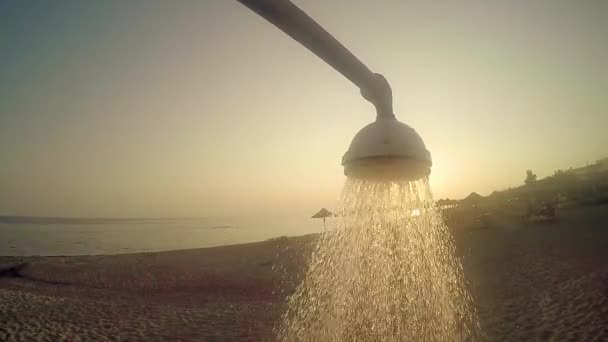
[{"xmin": 0, "ymin": 216, "xmax": 322, "ymax": 256}]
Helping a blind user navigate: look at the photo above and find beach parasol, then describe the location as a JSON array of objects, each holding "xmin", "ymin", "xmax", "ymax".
[{"xmin": 312, "ymin": 208, "xmax": 332, "ymax": 231}]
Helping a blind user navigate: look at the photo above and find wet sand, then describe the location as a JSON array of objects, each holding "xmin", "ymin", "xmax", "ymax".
[{"xmin": 1, "ymin": 204, "xmax": 608, "ymax": 341}]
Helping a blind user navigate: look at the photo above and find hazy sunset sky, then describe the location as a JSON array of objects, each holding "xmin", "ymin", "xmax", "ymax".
[{"xmin": 1, "ymin": 0, "xmax": 606, "ymax": 217}]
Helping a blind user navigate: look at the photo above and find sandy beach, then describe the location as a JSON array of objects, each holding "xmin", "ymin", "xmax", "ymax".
[{"xmin": 1, "ymin": 204, "xmax": 608, "ymax": 341}]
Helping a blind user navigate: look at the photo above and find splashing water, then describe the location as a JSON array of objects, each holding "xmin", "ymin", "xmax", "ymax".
[{"xmin": 278, "ymin": 178, "xmax": 479, "ymax": 341}]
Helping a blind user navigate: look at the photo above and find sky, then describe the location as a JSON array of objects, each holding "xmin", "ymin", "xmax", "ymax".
[{"xmin": 1, "ymin": 0, "xmax": 606, "ymax": 218}]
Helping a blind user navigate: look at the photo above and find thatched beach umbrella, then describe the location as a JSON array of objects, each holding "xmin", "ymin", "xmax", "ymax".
[
  {"xmin": 311, "ymin": 208, "xmax": 332, "ymax": 231},
  {"xmin": 462, "ymin": 192, "xmax": 483, "ymax": 208}
]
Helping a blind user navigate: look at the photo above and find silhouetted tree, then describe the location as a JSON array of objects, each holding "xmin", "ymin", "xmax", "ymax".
[
  {"xmin": 552, "ymin": 169, "xmax": 578, "ymax": 199},
  {"xmin": 525, "ymin": 170, "xmax": 537, "ymax": 185}
]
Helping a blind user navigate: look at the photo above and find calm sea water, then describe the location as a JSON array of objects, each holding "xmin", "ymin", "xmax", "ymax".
[{"xmin": 0, "ymin": 216, "xmax": 322, "ymax": 256}]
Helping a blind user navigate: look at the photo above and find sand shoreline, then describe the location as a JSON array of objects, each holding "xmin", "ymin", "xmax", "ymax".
[
  {"xmin": 1, "ymin": 233, "xmax": 307, "ymax": 259},
  {"xmin": 2, "ymin": 205, "xmax": 608, "ymax": 341}
]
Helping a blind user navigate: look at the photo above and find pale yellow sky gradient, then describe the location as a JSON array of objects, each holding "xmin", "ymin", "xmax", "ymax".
[{"xmin": 1, "ymin": 0, "xmax": 606, "ymax": 217}]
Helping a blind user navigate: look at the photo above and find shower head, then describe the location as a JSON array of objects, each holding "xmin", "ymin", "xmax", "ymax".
[
  {"xmin": 237, "ymin": 0, "xmax": 432, "ymax": 180},
  {"xmin": 342, "ymin": 119, "xmax": 432, "ymax": 181},
  {"xmin": 342, "ymin": 74, "xmax": 432, "ymax": 181}
]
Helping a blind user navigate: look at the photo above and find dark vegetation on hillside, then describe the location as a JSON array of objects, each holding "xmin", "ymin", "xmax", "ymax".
[{"xmin": 439, "ymin": 158, "xmax": 608, "ymax": 229}]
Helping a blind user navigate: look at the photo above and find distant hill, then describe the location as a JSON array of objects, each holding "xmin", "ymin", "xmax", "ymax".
[{"xmin": 439, "ymin": 157, "xmax": 608, "ymax": 206}]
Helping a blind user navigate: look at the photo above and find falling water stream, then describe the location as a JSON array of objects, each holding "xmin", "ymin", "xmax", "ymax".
[{"xmin": 279, "ymin": 178, "xmax": 479, "ymax": 341}]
